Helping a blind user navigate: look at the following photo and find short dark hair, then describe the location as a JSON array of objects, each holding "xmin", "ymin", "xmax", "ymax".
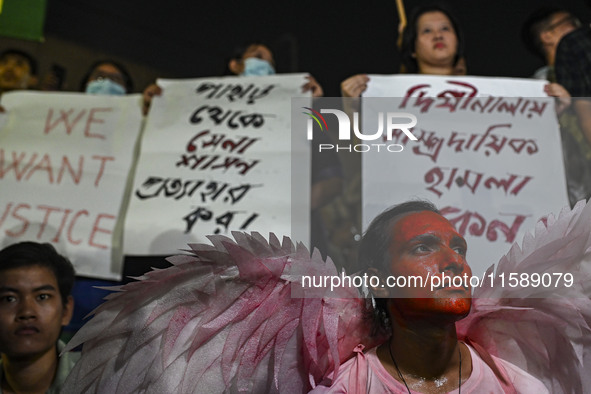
[
  {"xmin": 80, "ymin": 59, "xmax": 134, "ymax": 93},
  {"xmin": 400, "ymin": 3, "xmax": 464, "ymax": 74},
  {"xmin": 0, "ymin": 48, "xmax": 38, "ymax": 75},
  {"xmin": 521, "ymin": 7, "xmax": 578, "ymax": 61},
  {"xmin": 358, "ymin": 200, "xmax": 440, "ymax": 333},
  {"xmin": 0, "ymin": 242, "xmax": 75, "ymax": 304}
]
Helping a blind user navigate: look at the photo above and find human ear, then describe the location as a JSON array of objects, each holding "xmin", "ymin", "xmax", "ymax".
[
  {"xmin": 367, "ymin": 267, "xmax": 390, "ymax": 298},
  {"xmin": 61, "ymin": 295, "xmax": 74, "ymax": 326},
  {"xmin": 228, "ymin": 59, "xmax": 243, "ymax": 75}
]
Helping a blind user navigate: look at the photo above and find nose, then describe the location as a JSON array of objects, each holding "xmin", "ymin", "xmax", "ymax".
[
  {"xmin": 16, "ymin": 296, "xmax": 37, "ymax": 321},
  {"xmin": 439, "ymin": 248, "xmax": 466, "ymax": 275}
]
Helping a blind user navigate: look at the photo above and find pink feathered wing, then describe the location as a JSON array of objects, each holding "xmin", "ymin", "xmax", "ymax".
[
  {"xmin": 457, "ymin": 200, "xmax": 591, "ymax": 393},
  {"xmin": 62, "ymin": 232, "xmax": 383, "ymax": 393}
]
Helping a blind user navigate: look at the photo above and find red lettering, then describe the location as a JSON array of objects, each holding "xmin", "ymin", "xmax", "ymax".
[
  {"xmin": 25, "ymin": 154, "xmax": 53, "ymax": 183},
  {"xmin": 91, "ymin": 155, "xmax": 115, "ymax": 186},
  {"xmin": 441, "ymin": 206, "xmax": 529, "ymax": 243},
  {"xmin": 57, "ymin": 155, "xmax": 83, "ymax": 184},
  {"xmin": 0, "ymin": 150, "xmax": 37, "ymax": 180},
  {"xmin": 7, "ymin": 203, "xmax": 31, "ymax": 237},
  {"xmin": 88, "ymin": 213, "xmax": 115, "ymax": 249},
  {"xmin": 84, "ymin": 108, "xmax": 112, "ymax": 139},
  {"xmin": 37, "ymin": 205, "xmax": 62, "ymax": 238},
  {"xmin": 52, "ymin": 208, "xmax": 72, "ymax": 243},
  {"xmin": 0, "ymin": 202, "xmax": 12, "ymax": 229},
  {"xmin": 67, "ymin": 210, "xmax": 88, "ymax": 245},
  {"xmin": 44, "ymin": 109, "xmax": 87, "ymax": 135}
]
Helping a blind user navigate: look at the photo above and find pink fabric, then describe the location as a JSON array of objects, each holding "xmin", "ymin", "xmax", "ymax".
[{"xmin": 309, "ymin": 344, "xmax": 549, "ymax": 394}]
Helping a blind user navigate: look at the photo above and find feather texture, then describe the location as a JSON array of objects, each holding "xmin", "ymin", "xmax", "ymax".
[
  {"xmin": 63, "ymin": 201, "xmax": 591, "ymax": 393},
  {"xmin": 62, "ymin": 233, "xmax": 382, "ymax": 393},
  {"xmin": 457, "ymin": 200, "xmax": 591, "ymax": 393}
]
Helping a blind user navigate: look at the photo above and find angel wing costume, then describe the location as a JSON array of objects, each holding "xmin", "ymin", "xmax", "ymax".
[{"xmin": 62, "ymin": 201, "xmax": 591, "ymax": 393}]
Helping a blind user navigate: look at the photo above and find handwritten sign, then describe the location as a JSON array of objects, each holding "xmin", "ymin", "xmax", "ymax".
[
  {"xmin": 363, "ymin": 75, "xmax": 569, "ymax": 276},
  {"xmin": 0, "ymin": 91, "xmax": 143, "ymax": 279},
  {"xmin": 124, "ymin": 75, "xmax": 311, "ymax": 254}
]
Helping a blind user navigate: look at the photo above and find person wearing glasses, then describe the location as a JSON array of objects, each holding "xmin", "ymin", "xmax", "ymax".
[{"xmin": 81, "ymin": 60, "xmax": 134, "ymax": 95}]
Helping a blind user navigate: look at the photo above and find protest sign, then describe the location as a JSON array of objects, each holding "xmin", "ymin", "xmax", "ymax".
[
  {"xmin": 124, "ymin": 74, "xmax": 311, "ymax": 255},
  {"xmin": 363, "ymin": 75, "xmax": 568, "ymax": 276},
  {"xmin": 0, "ymin": 91, "xmax": 143, "ymax": 279}
]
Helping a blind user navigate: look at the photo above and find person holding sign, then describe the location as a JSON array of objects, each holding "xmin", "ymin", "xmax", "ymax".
[
  {"xmin": 341, "ymin": 4, "xmax": 465, "ymax": 97},
  {"xmin": 141, "ymin": 41, "xmax": 342, "ymax": 259},
  {"xmin": 522, "ymin": 8, "xmax": 591, "ymax": 208},
  {"xmin": 81, "ymin": 60, "xmax": 134, "ymax": 96},
  {"xmin": 142, "ymin": 42, "xmax": 324, "ymax": 115},
  {"xmin": 224, "ymin": 41, "xmax": 340, "ymax": 257},
  {"xmin": 0, "ymin": 242, "xmax": 79, "ymax": 394},
  {"xmin": 63, "ymin": 58, "xmax": 138, "ymax": 341}
]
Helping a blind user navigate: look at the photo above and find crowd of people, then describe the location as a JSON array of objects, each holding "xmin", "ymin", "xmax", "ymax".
[{"xmin": 1, "ymin": 2, "xmax": 591, "ymax": 393}]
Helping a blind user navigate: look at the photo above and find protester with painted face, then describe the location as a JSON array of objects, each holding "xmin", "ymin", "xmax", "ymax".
[
  {"xmin": 310, "ymin": 200, "xmax": 548, "ymax": 393},
  {"xmin": 81, "ymin": 60, "xmax": 133, "ymax": 96}
]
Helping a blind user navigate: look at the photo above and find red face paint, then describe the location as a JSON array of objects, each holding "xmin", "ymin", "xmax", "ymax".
[{"xmin": 387, "ymin": 211, "xmax": 472, "ymax": 319}]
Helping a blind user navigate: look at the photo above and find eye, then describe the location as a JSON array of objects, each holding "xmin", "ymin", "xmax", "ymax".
[
  {"xmin": 37, "ymin": 294, "xmax": 51, "ymax": 301},
  {"xmin": 421, "ymin": 28, "xmax": 432, "ymax": 34},
  {"xmin": 412, "ymin": 244, "xmax": 431, "ymax": 253},
  {"xmin": 0, "ymin": 295, "xmax": 17, "ymax": 303},
  {"xmin": 453, "ymin": 246, "xmax": 467, "ymax": 256}
]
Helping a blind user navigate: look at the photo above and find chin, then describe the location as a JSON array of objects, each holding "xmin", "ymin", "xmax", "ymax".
[
  {"xmin": 398, "ymin": 297, "xmax": 472, "ymax": 321},
  {"xmin": 439, "ymin": 296, "xmax": 471, "ymax": 319}
]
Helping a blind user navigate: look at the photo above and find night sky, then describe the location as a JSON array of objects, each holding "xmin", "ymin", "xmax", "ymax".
[{"xmin": 43, "ymin": 0, "xmax": 591, "ymax": 96}]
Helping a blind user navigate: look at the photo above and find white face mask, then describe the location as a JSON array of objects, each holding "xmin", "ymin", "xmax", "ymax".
[
  {"xmin": 85, "ymin": 78, "xmax": 126, "ymax": 95},
  {"xmin": 240, "ymin": 58, "xmax": 276, "ymax": 77}
]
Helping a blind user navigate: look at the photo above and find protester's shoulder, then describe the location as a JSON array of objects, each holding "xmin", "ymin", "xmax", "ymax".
[
  {"xmin": 49, "ymin": 340, "xmax": 81, "ymax": 394},
  {"xmin": 494, "ymin": 355, "xmax": 549, "ymax": 394},
  {"xmin": 308, "ymin": 351, "xmax": 359, "ymax": 393}
]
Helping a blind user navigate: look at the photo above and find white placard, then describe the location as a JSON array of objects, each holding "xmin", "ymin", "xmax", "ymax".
[
  {"xmin": 0, "ymin": 91, "xmax": 143, "ymax": 280},
  {"xmin": 363, "ymin": 75, "xmax": 568, "ymax": 276},
  {"xmin": 124, "ymin": 75, "xmax": 311, "ymax": 254}
]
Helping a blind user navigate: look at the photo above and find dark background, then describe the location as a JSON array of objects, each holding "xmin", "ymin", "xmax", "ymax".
[{"xmin": 35, "ymin": 0, "xmax": 591, "ymax": 95}]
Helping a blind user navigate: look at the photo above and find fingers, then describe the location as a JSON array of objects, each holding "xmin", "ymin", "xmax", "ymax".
[
  {"xmin": 341, "ymin": 74, "xmax": 369, "ymax": 98},
  {"xmin": 142, "ymin": 84, "xmax": 163, "ymax": 116},
  {"xmin": 544, "ymin": 83, "xmax": 570, "ymax": 99},
  {"xmin": 544, "ymin": 83, "xmax": 571, "ymax": 114},
  {"xmin": 302, "ymin": 75, "xmax": 324, "ymax": 97}
]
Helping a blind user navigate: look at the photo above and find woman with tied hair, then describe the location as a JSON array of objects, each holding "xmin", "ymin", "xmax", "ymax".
[{"xmin": 341, "ymin": 3, "xmax": 466, "ymax": 98}]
